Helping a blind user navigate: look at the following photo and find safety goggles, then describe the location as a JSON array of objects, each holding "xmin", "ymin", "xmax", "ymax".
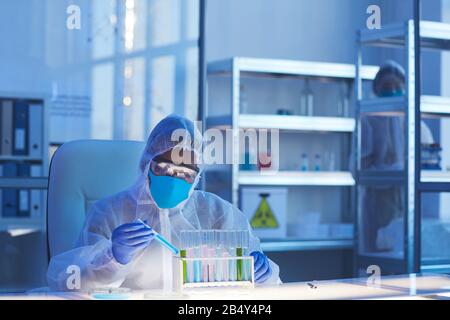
[{"xmin": 150, "ymin": 155, "xmax": 199, "ymax": 184}]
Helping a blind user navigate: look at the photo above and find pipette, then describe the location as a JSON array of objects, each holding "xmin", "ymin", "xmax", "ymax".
[{"xmin": 138, "ymin": 219, "xmax": 180, "ymax": 256}]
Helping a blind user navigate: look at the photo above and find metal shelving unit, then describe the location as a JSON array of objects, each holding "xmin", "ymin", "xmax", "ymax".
[
  {"xmin": 261, "ymin": 239, "xmax": 353, "ymax": 253},
  {"xmin": 355, "ymin": 17, "xmax": 450, "ymax": 274},
  {"xmin": 0, "ymin": 93, "xmax": 49, "ymax": 233},
  {"xmin": 238, "ymin": 171, "xmax": 355, "ymax": 187},
  {"xmin": 205, "ymin": 57, "xmax": 378, "ymax": 252},
  {"xmin": 207, "ymin": 114, "xmax": 356, "ymax": 132}
]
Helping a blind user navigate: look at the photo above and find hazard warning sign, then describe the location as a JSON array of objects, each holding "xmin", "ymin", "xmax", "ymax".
[{"xmin": 250, "ymin": 193, "xmax": 279, "ymax": 229}]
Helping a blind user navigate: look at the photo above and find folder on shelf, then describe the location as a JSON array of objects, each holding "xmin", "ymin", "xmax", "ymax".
[
  {"xmin": 13, "ymin": 100, "xmax": 29, "ymax": 156},
  {"xmin": 17, "ymin": 163, "xmax": 31, "ymax": 217},
  {"xmin": 28, "ymin": 104, "xmax": 43, "ymax": 159},
  {"xmin": 30, "ymin": 164, "xmax": 43, "ymax": 218},
  {"xmin": 1, "ymin": 100, "xmax": 14, "ymax": 156},
  {"xmin": 2, "ymin": 162, "xmax": 18, "ymax": 217}
]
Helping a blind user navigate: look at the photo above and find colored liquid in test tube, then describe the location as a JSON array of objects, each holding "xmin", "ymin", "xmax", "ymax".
[
  {"xmin": 214, "ymin": 231, "xmax": 221, "ymax": 282},
  {"xmin": 179, "ymin": 231, "xmax": 187, "ymax": 284},
  {"xmin": 219, "ymin": 231, "xmax": 229, "ymax": 282},
  {"xmin": 180, "ymin": 229, "xmax": 251, "ymax": 285},
  {"xmin": 180, "ymin": 231, "xmax": 195, "ymax": 284},
  {"xmin": 227, "ymin": 231, "xmax": 237, "ymax": 281},
  {"xmin": 236, "ymin": 230, "xmax": 251, "ymax": 280},
  {"xmin": 236, "ymin": 231, "xmax": 246, "ymax": 281},
  {"xmin": 193, "ymin": 231, "xmax": 202, "ymax": 283},
  {"xmin": 206, "ymin": 231, "xmax": 216, "ymax": 282},
  {"xmin": 201, "ymin": 231, "xmax": 209, "ymax": 282}
]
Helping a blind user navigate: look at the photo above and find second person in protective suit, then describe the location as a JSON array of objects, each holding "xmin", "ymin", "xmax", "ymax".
[{"xmin": 47, "ymin": 114, "xmax": 280, "ymax": 291}]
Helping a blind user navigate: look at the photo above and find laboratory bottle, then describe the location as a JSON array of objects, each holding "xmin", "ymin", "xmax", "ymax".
[
  {"xmin": 327, "ymin": 152, "xmax": 336, "ymax": 171},
  {"xmin": 299, "ymin": 78, "xmax": 314, "ymax": 116},
  {"xmin": 314, "ymin": 154, "xmax": 321, "ymax": 171},
  {"xmin": 301, "ymin": 153, "xmax": 309, "ymax": 171},
  {"xmin": 240, "ymin": 84, "xmax": 249, "ymax": 114},
  {"xmin": 337, "ymin": 82, "xmax": 350, "ymax": 117}
]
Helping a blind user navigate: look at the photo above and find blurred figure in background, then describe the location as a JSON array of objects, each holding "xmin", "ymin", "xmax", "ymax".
[{"xmin": 360, "ymin": 61, "xmax": 434, "ymax": 254}]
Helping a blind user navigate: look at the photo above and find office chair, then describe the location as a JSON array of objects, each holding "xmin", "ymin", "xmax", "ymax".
[{"xmin": 47, "ymin": 140, "xmax": 145, "ymax": 259}]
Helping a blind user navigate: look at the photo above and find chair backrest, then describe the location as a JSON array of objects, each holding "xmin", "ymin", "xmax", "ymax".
[{"xmin": 47, "ymin": 140, "xmax": 145, "ymax": 258}]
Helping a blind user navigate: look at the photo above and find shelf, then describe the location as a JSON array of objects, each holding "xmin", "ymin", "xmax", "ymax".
[
  {"xmin": 421, "ymin": 96, "xmax": 450, "ymax": 116},
  {"xmin": 207, "ymin": 114, "xmax": 355, "ymax": 133},
  {"xmin": 359, "ymin": 96, "xmax": 405, "ymax": 115},
  {"xmin": 421, "ymin": 170, "xmax": 450, "ymax": 183},
  {"xmin": 360, "ymin": 20, "xmax": 450, "ymax": 51},
  {"xmin": 0, "ymin": 156, "xmax": 44, "ymax": 162},
  {"xmin": 359, "ymin": 95, "xmax": 450, "ymax": 116},
  {"xmin": 238, "ymin": 171, "xmax": 355, "ymax": 186},
  {"xmin": 421, "ymin": 264, "xmax": 450, "ymax": 274},
  {"xmin": 261, "ymin": 239, "xmax": 353, "ymax": 252},
  {"xmin": 358, "ymin": 170, "xmax": 405, "ymax": 185},
  {"xmin": 208, "ymin": 57, "xmax": 379, "ymax": 79},
  {"xmin": 0, "ymin": 218, "xmax": 43, "ymax": 234},
  {"xmin": 0, "ymin": 177, "xmax": 48, "ymax": 189}
]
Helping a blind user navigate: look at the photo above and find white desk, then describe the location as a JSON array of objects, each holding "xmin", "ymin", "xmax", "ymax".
[{"xmin": 1, "ymin": 273, "xmax": 450, "ymax": 300}]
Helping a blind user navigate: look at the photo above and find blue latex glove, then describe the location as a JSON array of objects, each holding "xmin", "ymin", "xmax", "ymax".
[
  {"xmin": 250, "ymin": 251, "xmax": 272, "ymax": 283},
  {"xmin": 111, "ymin": 221, "xmax": 155, "ymax": 265}
]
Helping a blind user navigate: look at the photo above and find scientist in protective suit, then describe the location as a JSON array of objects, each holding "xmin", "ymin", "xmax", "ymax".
[
  {"xmin": 47, "ymin": 114, "xmax": 280, "ymax": 291},
  {"xmin": 360, "ymin": 60, "xmax": 434, "ymax": 253}
]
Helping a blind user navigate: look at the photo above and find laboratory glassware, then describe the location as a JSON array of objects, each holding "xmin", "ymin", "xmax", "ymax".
[
  {"xmin": 337, "ymin": 82, "xmax": 350, "ymax": 117},
  {"xmin": 299, "ymin": 78, "xmax": 314, "ymax": 116},
  {"xmin": 314, "ymin": 154, "xmax": 321, "ymax": 171},
  {"xmin": 301, "ymin": 153, "xmax": 309, "ymax": 171},
  {"xmin": 240, "ymin": 84, "xmax": 249, "ymax": 114},
  {"xmin": 179, "ymin": 229, "xmax": 253, "ymax": 287}
]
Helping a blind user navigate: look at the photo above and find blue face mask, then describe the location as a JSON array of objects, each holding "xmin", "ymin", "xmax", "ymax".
[
  {"xmin": 148, "ymin": 170, "xmax": 193, "ymax": 209},
  {"xmin": 378, "ymin": 89, "xmax": 405, "ymax": 97}
]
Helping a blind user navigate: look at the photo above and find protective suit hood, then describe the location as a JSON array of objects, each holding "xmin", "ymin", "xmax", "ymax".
[{"xmin": 132, "ymin": 114, "xmax": 203, "ymax": 208}]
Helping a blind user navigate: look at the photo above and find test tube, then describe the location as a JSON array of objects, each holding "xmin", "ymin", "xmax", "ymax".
[
  {"xmin": 193, "ymin": 231, "xmax": 202, "ymax": 283},
  {"xmin": 185, "ymin": 231, "xmax": 196, "ymax": 284},
  {"xmin": 227, "ymin": 231, "xmax": 237, "ymax": 281},
  {"xmin": 180, "ymin": 231, "xmax": 188, "ymax": 284},
  {"xmin": 206, "ymin": 230, "xmax": 216, "ymax": 282},
  {"xmin": 220, "ymin": 231, "xmax": 229, "ymax": 281},
  {"xmin": 201, "ymin": 231, "xmax": 209, "ymax": 282},
  {"xmin": 214, "ymin": 230, "xmax": 223, "ymax": 282},
  {"xmin": 241, "ymin": 231, "xmax": 251, "ymax": 281},
  {"xmin": 236, "ymin": 231, "xmax": 243, "ymax": 281}
]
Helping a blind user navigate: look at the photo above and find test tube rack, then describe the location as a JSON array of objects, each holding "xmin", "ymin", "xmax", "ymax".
[{"xmin": 178, "ymin": 255, "xmax": 254, "ymax": 290}]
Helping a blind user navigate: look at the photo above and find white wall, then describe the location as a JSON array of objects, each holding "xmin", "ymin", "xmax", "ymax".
[{"xmin": 206, "ymin": 0, "xmax": 382, "ymax": 64}]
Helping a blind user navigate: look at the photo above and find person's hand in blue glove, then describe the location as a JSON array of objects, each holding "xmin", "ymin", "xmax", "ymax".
[
  {"xmin": 250, "ymin": 251, "xmax": 272, "ymax": 283},
  {"xmin": 111, "ymin": 221, "xmax": 155, "ymax": 265}
]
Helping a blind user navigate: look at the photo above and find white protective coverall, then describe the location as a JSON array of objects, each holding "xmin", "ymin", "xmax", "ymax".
[{"xmin": 47, "ymin": 114, "xmax": 280, "ymax": 291}]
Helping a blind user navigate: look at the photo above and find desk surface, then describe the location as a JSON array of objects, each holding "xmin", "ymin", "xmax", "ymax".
[{"xmin": 2, "ymin": 273, "xmax": 450, "ymax": 300}]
